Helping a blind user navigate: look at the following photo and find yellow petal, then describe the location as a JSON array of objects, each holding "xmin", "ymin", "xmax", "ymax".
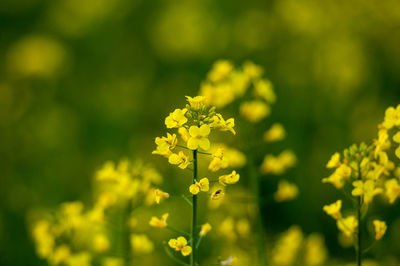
[
  {"xmin": 189, "ymin": 184, "xmax": 200, "ymax": 195},
  {"xmin": 198, "ymin": 138, "xmax": 210, "ymax": 150},
  {"xmin": 187, "ymin": 138, "xmax": 198, "ymax": 150},
  {"xmin": 199, "ymin": 124, "xmax": 210, "ymax": 136},
  {"xmin": 181, "ymin": 246, "xmax": 192, "ymax": 256},
  {"xmin": 189, "ymin": 126, "xmax": 200, "ymax": 137}
]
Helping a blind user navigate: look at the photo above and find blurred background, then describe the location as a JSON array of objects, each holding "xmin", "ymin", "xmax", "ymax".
[{"xmin": 1, "ymin": 0, "xmax": 400, "ymax": 265}]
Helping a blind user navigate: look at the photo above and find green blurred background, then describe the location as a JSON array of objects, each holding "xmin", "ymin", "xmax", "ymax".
[{"xmin": 1, "ymin": 0, "xmax": 400, "ymax": 265}]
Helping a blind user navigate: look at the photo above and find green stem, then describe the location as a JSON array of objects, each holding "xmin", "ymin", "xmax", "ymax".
[
  {"xmin": 249, "ymin": 155, "xmax": 266, "ymax": 266},
  {"xmin": 191, "ymin": 150, "xmax": 198, "ymax": 266},
  {"xmin": 167, "ymin": 225, "xmax": 191, "ymax": 238}
]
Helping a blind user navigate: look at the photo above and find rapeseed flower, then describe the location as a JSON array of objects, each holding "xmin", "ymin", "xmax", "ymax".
[
  {"xmin": 219, "ymin": 171, "xmax": 240, "ymax": 186},
  {"xmin": 168, "ymin": 151, "xmax": 191, "ymax": 169},
  {"xmin": 187, "ymin": 125, "xmax": 211, "ymax": 150},
  {"xmin": 168, "ymin": 236, "xmax": 192, "ymax": 256},
  {"xmin": 189, "ymin": 178, "xmax": 210, "ymax": 195},
  {"xmin": 165, "ymin": 108, "xmax": 188, "ymax": 128},
  {"xmin": 149, "ymin": 213, "xmax": 169, "ymax": 228},
  {"xmin": 351, "ymin": 180, "xmax": 382, "ymax": 204},
  {"xmin": 373, "ymin": 220, "xmax": 387, "ymax": 240},
  {"xmin": 199, "ymin": 223, "xmax": 212, "ymax": 237},
  {"xmin": 274, "ymin": 180, "xmax": 299, "ymax": 202},
  {"xmin": 323, "ymin": 200, "xmax": 342, "ymax": 220},
  {"xmin": 154, "ymin": 189, "xmax": 169, "ymax": 204}
]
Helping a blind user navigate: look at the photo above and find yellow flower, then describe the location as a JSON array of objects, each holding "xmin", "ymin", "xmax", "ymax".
[
  {"xmin": 152, "ymin": 133, "xmax": 177, "ymax": 157},
  {"xmin": 274, "ymin": 180, "xmax": 299, "ymax": 202},
  {"xmin": 168, "ymin": 151, "xmax": 191, "ymax": 169},
  {"xmin": 66, "ymin": 252, "xmax": 92, "ymax": 266},
  {"xmin": 373, "ymin": 129, "xmax": 391, "ymax": 158},
  {"xmin": 337, "ymin": 215, "xmax": 358, "ymax": 238},
  {"xmin": 187, "ymin": 125, "xmax": 211, "ymax": 150},
  {"xmin": 102, "ymin": 257, "xmax": 124, "ymax": 266},
  {"xmin": 189, "ymin": 178, "xmax": 210, "ymax": 195},
  {"xmin": 322, "ymin": 200, "xmax": 342, "ymax": 220},
  {"xmin": 131, "ymin": 234, "xmax": 154, "ymax": 254},
  {"xmin": 209, "ymin": 114, "xmax": 236, "ymax": 134},
  {"xmin": 254, "ymin": 79, "xmax": 276, "ymax": 103},
  {"xmin": 393, "ymin": 131, "xmax": 400, "ymax": 159},
  {"xmin": 49, "ymin": 245, "xmax": 70, "ymax": 265},
  {"xmin": 207, "ymin": 60, "xmax": 233, "ymax": 82},
  {"xmin": 304, "ymin": 234, "xmax": 328, "ymax": 266},
  {"xmin": 149, "ymin": 213, "xmax": 168, "ymax": 228},
  {"xmin": 208, "ymin": 148, "xmax": 229, "ymax": 172},
  {"xmin": 243, "ymin": 61, "xmax": 263, "ymax": 79},
  {"xmin": 219, "ymin": 171, "xmax": 240, "ymax": 186},
  {"xmin": 384, "ymin": 178, "xmax": 400, "ymax": 204},
  {"xmin": 93, "ymin": 234, "xmax": 110, "ymax": 253},
  {"xmin": 326, "ymin": 152, "xmax": 341, "ymax": 168},
  {"xmin": 154, "ymin": 189, "xmax": 169, "ymax": 204},
  {"xmin": 240, "ymin": 100, "xmax": 270, "ymax": 123},
  {"xmin": 261, "ymin": 150, "xmax": 297, "ymax": 175},
  {"xmin": 178, "ymin": 127, "xmax": 190, "ymax": 142},
  {"xmin": 373, "ymin": 220, "xmax": 387, "ymax": 240},
  {"xmin": 271, "ymin": 226, "xmax": 303, "ymax": 266},
  {"xmin": 199, "ymin": 223, "xmax": 212, "ymax": 237},
  {"xmin": 382, "ymin": 105, "xmax": 400, "ymax": 129},
  {"xmin": 168, "ymin": 236, "xmax": 192, "ymax": 256},
  {"xmin": 165, "ymin": 108, "xmax": 188, "ymax": 128},
  {"xmin": 32, "ymin": 220, "xmax": 55, "ymax": 258},
  {"xmin": 263, "ymin": 123, "xmax": 285, "ymax": 142},
  {"xmin": 186, "ymin": 95, "xmax": 206, "ymax": 110},
  {"xmin": 322, "ymin": 164, "xmax": 352, "ymax": 189},
  {"xmin": 351, "ymin": 180, "xmax": 382, "ymax": 204}
]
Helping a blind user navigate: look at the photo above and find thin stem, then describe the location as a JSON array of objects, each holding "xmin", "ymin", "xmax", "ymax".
[
  {"xmin": 191, "ymin": 150, "xmax": 198, "ymax": 266},
  {"xmin": 182, "ymin": 195, "xmax": 193, "ymax": 207},
  {"xmin": 249, "ymin": 155, "xmax": 267, "ymax": 266},
  {"xmin": 177, "ymin": 144, "xmax": 190, "ymax": 150},
  {"xmin": 167, "ymin": 225, "xmax": 191, "ymax": 238},
  {"xmin": 197, "ymin": 151, "xmax": 212, "ymax": 155}
]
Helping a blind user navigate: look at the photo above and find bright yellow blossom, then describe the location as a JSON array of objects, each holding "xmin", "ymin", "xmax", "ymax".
[
  {"xmin": 382, "ymin": 105, "xmax": 400, "ymax": 129},
  {"xmin": 66, "ymin": 252, "xmax": 91, "ymax": 266},
  {"xmin": 304, "ymin": 234, "xmax": 328, "ymax": 266},
  {"xmin": 178, "ymin": 127, "xmax": 190, "ymax": 142},
  {"xmin": 373, "ymin": 129, "xmax": 391, "ymax": 158},
  {"xmin": 154, "ymin": 188, "xmax": 169, "ymax": 204},
  {"xmin": 243, "ymin": 61, "xmax": 263, "ymax": 79},
  {"xmin": 50, "ymin": 245, "xmax": 70, "ymax": 265},
  {"xmin": 168, "ymin": 236, "xmax": 192, "ymax": 256},
  {"xmin": 373, "ymin": 220, "xmax": 387, "ymax": 240},
  {"xmin": 209, "ymin": 114, "xmax": 236, "ymax": 135},
  {"xmin": 152, "ymin": 133, "xmax": 177, "ymax": 157},
  {"xmin": 149, "ymin": 213, "xmax": 168, "ymax": 228},
  {"xmin": 254, "ymin": 79, "xmax": 276, "ymax": 103},
  {"xmin": 186, "ymin": 96, "xmax": 206, "ymax": 110},
  {"xmin": 210, "ymin": 189, "xmax": 224, "ymax": 200},
  {"xmin": 337, "ymin": 215, "xmax": 358, "ymax": 238},
  {"xmin": 384, "ymin": 178, "xmax": 400, "ymax": 203},
  {"xmin": 189, "ymin": 178, "xmax": 210, "ymax": 195},
  {"xmin": 239, "ymin": 100, "xmax": 270, "ymax": 123},
  {"xmin": 326, "ymin": 152, "xmax": 341, "ymax": 168},
  {"xmin": 187, "ymin": 125, "xmax": 211, "ymax": 150},
  {"xmin": 351, "ymin": 180, "xmax": 382, "ymax": 204},
  {"xmin": 263, "ymin": 123, "xmax": 285, "ymax": 142},
  {"xmin": 165, "ymin": 108, "xmax": 188, "ymax": 128},
  {"xmin": 207, "ymin": 60, "xmax": 233, "ymax": 82},
  {"xmin": 209, "ymin": 148, "xmax": 229, "ymax": 172},
  {"xmin": 131, "ymin": 234, "xmax": 154, "ymax": 254},
  {"xmin": 102, "ymin": 257, "xmax": 124, "ymax": 266},
  {"xmin": 219, "ymin": 171, "xmax": 240, "ymax": 186},
  {"xmin": 322, "ymin": 164, "xmax": 352, "ymax": 189},
  {"xmin": 199, "ymin": 223, "xmax": 212, "ymax": 237},
  {"xmin": 323, "ymin": 200, "xmax": 342, "ymax": 220},
  {"xmin": 168, "ymin": 151, "xmax": 191, "ymax": 169},
  {"xmin": 93, "ymin": 234, "xmax": 110, "ymax": 253},
  {"xmin": 393, "ymin": 131, "xmax": 400, "ymax": 159},
  {"xmin": 274, "ymin": 180, "xmax": 299, "ymax": 202},
  {"xmin": 261, "ymin": 150, "xmax": 297, "ymax": 175}
]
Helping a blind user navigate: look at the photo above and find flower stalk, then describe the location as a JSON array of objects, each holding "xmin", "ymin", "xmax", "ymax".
[{"xmin": 191, "ymin": 149, "xmax": 198, "ymax": 266}]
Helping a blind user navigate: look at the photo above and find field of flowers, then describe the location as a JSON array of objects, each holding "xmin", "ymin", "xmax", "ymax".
[{"xmin": 1, "ymin": 0, "xmax": 400, "ymax": 266}]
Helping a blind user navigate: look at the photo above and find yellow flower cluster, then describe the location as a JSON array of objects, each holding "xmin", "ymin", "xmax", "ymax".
[
  {"xmin": 31, "ymin": 159, "xmax": 161, "ymax": 265},
  {"xmin": 151, "ymin": 95, "xmax": 240, "ymax": 262},
  {"xmin": 322, "ymin": 106, "xmax": 400, "ymax": 253}
]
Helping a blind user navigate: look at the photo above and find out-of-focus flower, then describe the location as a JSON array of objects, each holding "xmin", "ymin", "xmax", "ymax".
[
  {"xmin": 323, "ymin": 200, "xmax": 342, "ymax": 220},
  {"xmin": 373, "ymin": 220, "xmax": 387, "ymax": 240},
  {"xmin": 240, "ymin": 100, "xmax": 270, "ymax": 123},
  {"xmin": 130, "ymin": 234, "xmax": 154, "ymax": 254},
  {"xmin": 274, "ymin": 180, "xmax": 299, "ymax": 202},
  {"xmin": 149, "ymin": 213, "xmax": 169, "ymax": 228}
]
